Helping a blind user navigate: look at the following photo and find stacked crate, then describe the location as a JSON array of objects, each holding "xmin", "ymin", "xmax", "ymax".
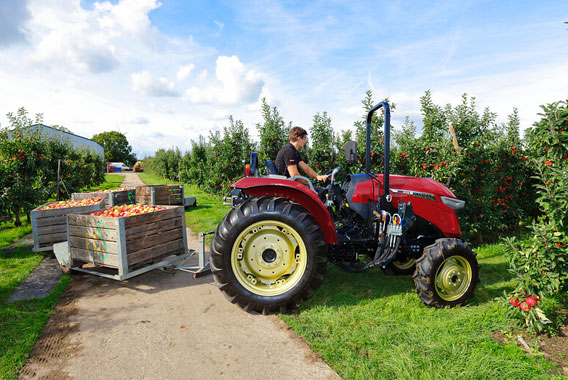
[
  {"xmin": 135, "ymin": 185, "xmax": 184, "ymax": 206},
  {"xmin": 67, "ymin": 206, "xmax": 187, "ymax": 278},
  {"xmin": 31, "ymin": 198, "xmax": 105, "ymax": 252},
  {"xmin": 72, "ymin": 188, "xmax": 136, "ymax": 208}
]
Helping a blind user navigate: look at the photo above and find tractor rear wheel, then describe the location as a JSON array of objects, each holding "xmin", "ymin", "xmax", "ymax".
[
  {"xmin": 413, "ymin": 238, "xmax": 480, "ymax": 307},
  {"xmin": 210, "ymin": 196, "xmax": 328, "ymax": 314}
]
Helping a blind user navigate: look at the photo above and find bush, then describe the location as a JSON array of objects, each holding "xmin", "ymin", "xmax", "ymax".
[
  {"xmin": 505, "ymin": 99, "xmax": 568, "ymax": 332},
  {"xmin": 0, "ymin": 107, "xmax": 104, "ymax": 225},
  {"xmin": 391, "ymin": 92, "xmax": 534, "ymax": 242}
]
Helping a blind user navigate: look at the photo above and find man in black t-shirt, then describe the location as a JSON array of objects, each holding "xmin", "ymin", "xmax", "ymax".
[{"xmin": 275, "ymin": 126, "xmax": 328, "ymax": 183}]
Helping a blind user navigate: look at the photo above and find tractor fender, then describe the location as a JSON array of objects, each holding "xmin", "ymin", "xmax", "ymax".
[{"xmin": 232, "ymin": 177, "xmax": 338, "ymax": 245}]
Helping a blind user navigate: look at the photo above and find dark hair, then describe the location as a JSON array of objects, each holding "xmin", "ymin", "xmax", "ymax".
[{"xmin": 289, "ymin": 126, "xmax": 307, "ymax": 142}]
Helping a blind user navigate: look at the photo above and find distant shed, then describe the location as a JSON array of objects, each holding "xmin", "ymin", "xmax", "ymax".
[{"xmin": 31, "ymin": 124, "xmax": 104, "ymax": 159}]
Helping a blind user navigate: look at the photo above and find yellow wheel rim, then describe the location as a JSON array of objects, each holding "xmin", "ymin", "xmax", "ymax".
[
  {"xmin": 392, "ymin": 257, "xmax": 416, "ymax": 270},
  {"xmin": 231, "ymin": 220, "xmax": 308, "ymax": 296},
  {"xmin": 435, "ymin": 255, "xmax": 472, "ymax": 301}
]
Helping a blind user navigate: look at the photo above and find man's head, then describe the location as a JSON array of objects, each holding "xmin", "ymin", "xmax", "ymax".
[{"xmin": 289, "ymin": 126, "xmax": 308, "ymax": 148}]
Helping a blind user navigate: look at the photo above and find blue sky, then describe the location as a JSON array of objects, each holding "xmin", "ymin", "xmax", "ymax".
[{"xmin": 1, "ymin": 0, "xmax": 567, "ymax": 158}]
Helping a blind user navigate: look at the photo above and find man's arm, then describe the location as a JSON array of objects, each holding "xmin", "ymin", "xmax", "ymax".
[
  {"xmin": 298, "ymin": 161, "xmax": 328, "ymax": 182},
  {"xmin": 286, "ymin": 164, "xmax": 308, "ymax": 185}
]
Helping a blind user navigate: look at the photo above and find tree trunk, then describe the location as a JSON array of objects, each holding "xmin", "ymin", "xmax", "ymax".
[{"xmin": 14, "ymin": 208, "xmax": 21, "ymax": 227}]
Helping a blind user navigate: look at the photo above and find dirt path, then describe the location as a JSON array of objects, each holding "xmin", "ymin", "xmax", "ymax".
[
  {"xmin": 19, "ymin": 173, "xmax": 341, "ymax": 380},
  {"xmin": 115, "ymin": 171, "xmax": 146, "ymax": 187}
]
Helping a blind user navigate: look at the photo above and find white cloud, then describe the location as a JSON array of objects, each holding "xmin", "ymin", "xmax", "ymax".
[
  {"xmin": 0, "ymin": 0, "xmax": 31, "ymax": 47},
  {"xmin": 184, "ymin": 55, "xmax": 264, "ymax": 105},
  {"xmin": 131, "ymin": 70, "xmax": 179, "ymax": 97},
  {"xmin": 177, "ymin": 64, "xmax": 195, "ymax": 81},
  {"xmin": 26, "ymin": 0, "xmax": 162, "ymax": 73},
  {"xmin": 214, "ymin": 20, "xmax": 224, "ymax": 36},
  {"xmin": 95, "ymin": 0, "xmax": 160, "ymax": 38},
  {"xmin": 211, "ymin": 109, "xmax": 230, "ymax": 120},
  {"xmin": 128, "ymin": 117, "xmax": 149, "ymax": 125},
  {"xmin": 196, "ymin": 69, "xmax": 208, "ymax": 81},
  {"xmin": 339, "ymin": 106, "xmax": 364, "ymax": 118}
]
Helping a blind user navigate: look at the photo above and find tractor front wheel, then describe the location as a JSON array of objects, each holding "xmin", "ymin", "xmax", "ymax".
[
  {"xmin": 210, "ymin": 196, "xmax": 328, "ymax": 314},
  {"xmin": 413, "ymin": 238, "xmax": 480, "ymax": 307}
]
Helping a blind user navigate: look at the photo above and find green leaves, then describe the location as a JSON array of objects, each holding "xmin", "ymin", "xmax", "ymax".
[
  {"xmin": 1, "ymin": 107, "xmax": 104, "ymax": 225},
  {"xmin": 91, "ymin": 131, "xmax": 136, "ymax": 165}
]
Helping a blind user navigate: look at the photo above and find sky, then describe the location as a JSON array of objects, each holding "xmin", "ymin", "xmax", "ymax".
[{"xmin": 0, "ymin": 0, "xmax": 567, "ymax": 158}]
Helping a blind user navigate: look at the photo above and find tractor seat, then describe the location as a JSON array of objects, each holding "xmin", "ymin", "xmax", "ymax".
[{"xmin": 265, "ymin": 159, "xmax": 278, "ymax": 175}]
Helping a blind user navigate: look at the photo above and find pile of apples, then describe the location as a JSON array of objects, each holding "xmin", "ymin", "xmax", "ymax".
[
  {"xmin": 95, "ymin": 187, "xmax": 133, "ymax": 193},
  {"xmin": 90, "ymin": 204, "xmax": 166, "ymax": 218},
  {"xmin": 39, "ymin": 198, "xmax": 103, "ymax": 210},
  {"xmin": 510, "ymin": 294, "xmax": 540, "ymax": 312}
]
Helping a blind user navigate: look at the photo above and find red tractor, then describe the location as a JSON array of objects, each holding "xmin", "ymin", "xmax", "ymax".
[{"xmin": 211, "ymin": 102, "xmax": 480, "ymax": 314}]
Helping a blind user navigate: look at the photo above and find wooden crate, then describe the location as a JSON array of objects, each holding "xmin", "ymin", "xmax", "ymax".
[
  {"xmin": 67, "ymin": 206, "xmax": 188, "ymax": 278},
  {"xmin": 31, "ymin": 198, "xmax": 106, "ymax": 252},
  {"xmin": 72, "ymin": 189, "xmax": 136, "ymax": 208},
  {"xmin": 135, "ymin": 185, "xmax": 184, "ymax": 206}
]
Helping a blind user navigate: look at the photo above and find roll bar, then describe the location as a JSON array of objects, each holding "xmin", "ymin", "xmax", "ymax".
[{"xmin": 365, "ymin": 101, "xmax": 390, "ymax": 202}]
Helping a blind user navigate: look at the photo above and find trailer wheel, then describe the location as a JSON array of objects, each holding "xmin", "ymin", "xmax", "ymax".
[
  {"xmin": 413, "ymin": 238, "xmax": 480, "ymax": 307},
  {"xmin": 211, "ymin": 196, "xmax": 327, "ymax": 314}
]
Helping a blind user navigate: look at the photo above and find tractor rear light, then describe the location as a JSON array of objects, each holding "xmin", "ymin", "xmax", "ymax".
[
  {"xmin": 245, "ymin": 164, "xmax": 250, "ymax": 176},
  {"xmin": 440, "ymin": 196, "xmax": 465, "ymax": 211}
]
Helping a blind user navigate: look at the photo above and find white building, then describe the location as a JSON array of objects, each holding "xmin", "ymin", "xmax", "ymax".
[{"xmin": 32, "ymin": 124, "xmax": 104, "ymax": 158}]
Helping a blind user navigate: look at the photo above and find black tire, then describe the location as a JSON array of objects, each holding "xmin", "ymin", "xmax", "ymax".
[
  {"xmin": 210, "ymin": 196, "xmax": 328, "ymax": 314},
  {"xmin": 413, "ymin": 238, "xmax": 480, "ymax": 307}
]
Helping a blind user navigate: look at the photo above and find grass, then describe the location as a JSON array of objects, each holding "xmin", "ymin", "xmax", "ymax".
[
  {"xmin": 280, "ymin": 242, "xmax": 561, "ymax": 380},
  {"xmin": 0, "ymin": 174, "xmax": 124, "ymax": 380},
  {"xmin": 81, "ymin": 174, "xmax": 125, "ymax": 192},
  {"xmin": 137, "ymin": 172, "xmax": 228, "ymax": 234},
  {"xmin": 0, "ymin": 247, "xmax": 70, "ymax": 380},
  {"xmin": 0, "ymin": 217, "xmax": 32, "ymax": 249}
]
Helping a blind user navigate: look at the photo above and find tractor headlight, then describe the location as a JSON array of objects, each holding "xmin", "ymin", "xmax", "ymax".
[{"xmin": 440, "ymin": 196, "xmax": 465, "ymax": 211}]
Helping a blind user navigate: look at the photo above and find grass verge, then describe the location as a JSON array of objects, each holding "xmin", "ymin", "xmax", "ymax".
[
  {"xmin": 0, "ymin": 216, "xmax": 32, "ymax": 249},
  {"xmin": 81, "ymin": 174, "xmax": 125, "ymax": 192},
  {"xmin": 0, "ymin": 246, "xmax": 70, "ymax": 380},
  {"xmin": 137, "ymin": 173, "xmax": 228, "ymax": 234},
  {"xmin": 280, "ymin": 242, "xmax": 560, "ymax": 380}
]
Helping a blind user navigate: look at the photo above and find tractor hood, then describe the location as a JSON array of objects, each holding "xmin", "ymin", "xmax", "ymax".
[{"xmin": 375, "ymin": 174, "xmax": 457, "ymax": 199}]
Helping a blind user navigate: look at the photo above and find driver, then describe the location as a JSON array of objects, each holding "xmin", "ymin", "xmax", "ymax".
[{"xmin": 275, "ymin": 126, "xmax": 328, "ymax": 184}]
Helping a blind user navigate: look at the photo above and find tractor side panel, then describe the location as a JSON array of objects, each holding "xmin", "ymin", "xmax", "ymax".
[
  {"xmin": 391, "ymin": 194, "xmax": 461, "ymax": 237},
  {"xmin": 233, "ymin": 178, "xmax": 338, "ymax": 244}
]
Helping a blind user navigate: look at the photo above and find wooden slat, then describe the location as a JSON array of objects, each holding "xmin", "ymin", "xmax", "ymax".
[
  {"xmin": 125, "ymin": 217, "xmax": 182, "ymax": 241},
  {"xmin": 130, "ymin": 248, "xmax": 185, "ymax": 268},
  {"xmin": 36, "ymin": 215, "xmax": 66, "ymax": 227},
  {"xmin": 68, "ymin": 214, "xmax": 118, "ymax": 229},
  {"xmin": 69, "ymin": 236, "xmax": 118, "ymax": 254},
  {"xmin": 68, "ymin": 225, "xmax": 118, "ymax": 242},
  {"xmin": 38, "ymin": 232, "xmax": 67, "ymax": 245},
  {"xmin": 123, "ymin": 206, "xmax": 183, "ymax": 228},
  {"xmin": 37, "ymin": 223, "xmax": 67, "ymax": 235},
  {"xmin": 109, "ymin": 190, "xmax": 136, "ymax": 207},
  {"xmin": 126, "ymin": 228, "xmax": 183, "ymax": 252},
  {"xmin": 135, "ymin": 186, "xmax": 150, "ymax": 195},
  {"xmin": 71, "ymin": 248, "xmax": 118, "ymax": 267},
  {"xmin": 127, "ymin": 239, "xmax": 185, "ymax": 266}
]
